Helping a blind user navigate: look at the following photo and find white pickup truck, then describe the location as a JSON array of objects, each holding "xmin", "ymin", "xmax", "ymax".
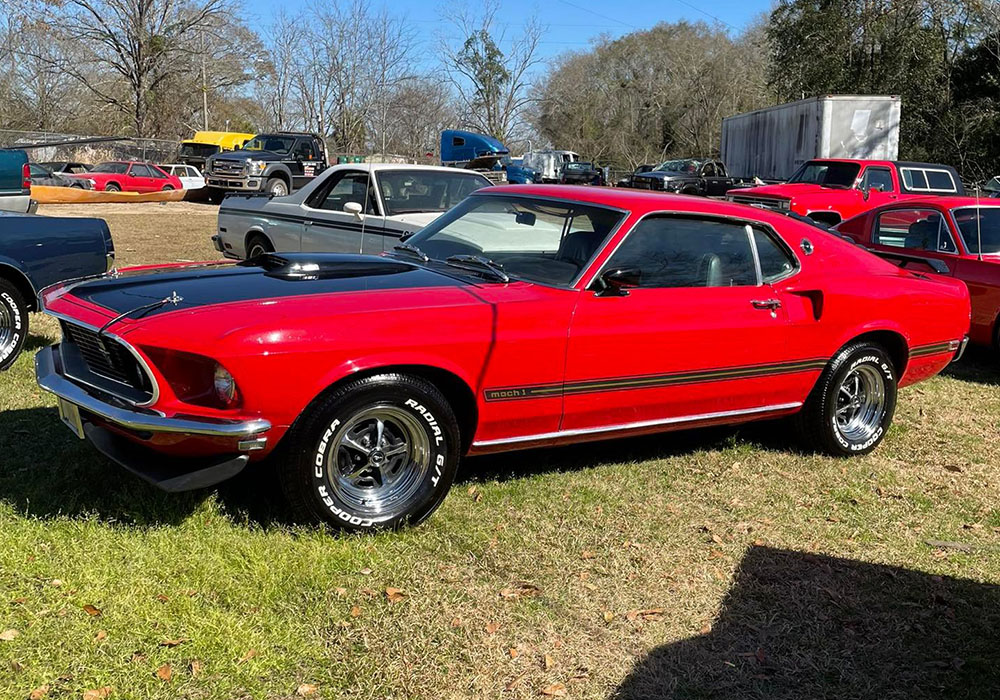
[{"xmin": 213, "ymin": 163, "xmax": 492, "ymax": 259}]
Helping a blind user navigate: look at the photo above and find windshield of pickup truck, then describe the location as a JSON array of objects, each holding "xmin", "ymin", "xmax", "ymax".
[
  {"xmin": 180, "ymin": 143, "xmax": 219, "ymax": 158},
  {"xmin": 564, "ymin": 162, "xmax": 594, "ymax": 171},
  {"xmin": 243, "ymin": 136, "xmax": 295, "ymax": 153},
  {"xmin": 952, "ymin": 207, "xmax": 1000, "ymax": 255},
  {"xmin": 400, "ymin": 194, "xmax": 625, "ymax": 286},
  {"xmin": 90, "ymin": 162, "xmax": 129, "ymax": 174},
  {"xmin": 788, "ymin": 161, "xmax": 861, "ymax": 188},
  {"xmin": 377, "ymin": 170, "xmax": 490, "ymax": 216},
  {"xmin": 655, "ymin": 159, "xmax": 702, "ymax": 173}
]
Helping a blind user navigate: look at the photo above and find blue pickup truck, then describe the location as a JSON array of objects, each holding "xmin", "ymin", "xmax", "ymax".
[
  {"xmin": 0, "ymin": 212, "xmax": 115, "ymax": 370},
  {"xmin": 0, "ymin": 149, "xmax": 36, "ymax": 214}
]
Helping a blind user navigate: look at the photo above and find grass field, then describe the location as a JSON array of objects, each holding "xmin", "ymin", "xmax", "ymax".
[{"xmin": 1, "ymin": 202, "xmax": 998, "ymax": 699}]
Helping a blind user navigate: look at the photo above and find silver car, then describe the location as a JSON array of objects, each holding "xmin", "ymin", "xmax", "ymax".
[{"xmin": 213, "ymin": 163, "xmax": 492, "ymax": 259}]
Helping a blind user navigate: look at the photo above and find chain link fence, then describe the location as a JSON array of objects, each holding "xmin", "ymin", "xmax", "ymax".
[{"xmin": 0, "ymin": 130, "xmax": 179, "ymax": 164}]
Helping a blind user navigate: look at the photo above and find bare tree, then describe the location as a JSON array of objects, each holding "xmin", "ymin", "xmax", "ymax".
[{"xmin": 440, "ymin": 0, "xmax": 542, "ymax": 144}]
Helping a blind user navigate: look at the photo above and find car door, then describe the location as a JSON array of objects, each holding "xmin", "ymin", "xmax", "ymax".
[
  {"xmin": 290, "ymin": 139, "xmax": 316, "ymax": 190},
  {"xmin": 869, "ymin": 206, "xmax": 959, "ymax": 276},
  {"xmin": 859, "ymin": 166, "xmax": 898, "ymax": 209},
  {"xmin": 562, "ymin": 214, "xmax": 803, "ymax": 432},
  {"xmin": 299, "ymin": 170, "xmax": 386, "ymax": 253},
  {"xmin": 127, "ymin": 163, "xmax": 156, "ymax": 192}
]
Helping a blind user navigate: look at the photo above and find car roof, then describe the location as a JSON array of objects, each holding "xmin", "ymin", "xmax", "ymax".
[{"xmin": 331, "ymin": 163, "xmax": 492, "ymax": 176}]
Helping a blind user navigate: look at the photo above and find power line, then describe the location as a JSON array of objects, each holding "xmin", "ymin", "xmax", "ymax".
[
  {"xmin": 556, "ymin": 0, "xmax": 638, "ymax": 30},
  {"xmin": 668, "ymin": 0, "xmax": 737, "ymax": 30}
]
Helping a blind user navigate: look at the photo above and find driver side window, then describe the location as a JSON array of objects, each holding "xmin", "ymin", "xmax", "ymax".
[
  {"xmin": 309, "ymin": 171, "xmax": 377, "ymax": 214},
  {"xmin": 604, "ymin": 216, "xmax": 758, "ymax": 288},
  {"xmin": 862, "ymin": 167, "xmax": 894, "ymax": 193},
  {"xmin": 875, "ymin": 209, "xmax": 956, "ymax": 253}
]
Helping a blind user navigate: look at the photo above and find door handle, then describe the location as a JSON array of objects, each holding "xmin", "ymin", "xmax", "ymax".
[
  {"xmin": 304, "ymin": 220, "xmax": 313, "ymax": 226},
  {"xmin": 751, "ymin": 299, "xmax": 781, "ymax": 310}
]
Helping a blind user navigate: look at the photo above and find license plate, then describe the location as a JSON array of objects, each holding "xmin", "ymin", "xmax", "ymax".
[{"xmin": 57, "ymin": 398, "xmax": 85, "ymax": 440}]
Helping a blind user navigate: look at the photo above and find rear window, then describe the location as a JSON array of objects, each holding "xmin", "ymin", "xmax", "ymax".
[{"xmin": 900, "ymin": 167, "xmax": 957, "ymax": 193}]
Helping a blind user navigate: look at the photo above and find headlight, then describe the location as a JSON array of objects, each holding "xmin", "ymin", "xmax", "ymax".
[
  {"xmin": 143, "ymin": 347, "xmax": 241, "ymax": 409},
  {"xmin": 247, "ymin": 160, "xmax": 266, "ymax": 176},
  {"xmin": 213, "ymin": 365, "xmax": 238, "ymax": 406}
]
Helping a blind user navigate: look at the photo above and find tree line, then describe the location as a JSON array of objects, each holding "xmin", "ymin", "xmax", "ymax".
[{"xmin": 2, "ymin": 0, "xmax": 1000, "ymax": 179}]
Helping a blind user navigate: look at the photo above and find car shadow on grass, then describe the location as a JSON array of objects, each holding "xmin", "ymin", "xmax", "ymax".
[
  {"xmin": 0, "ymin": 407, "xmax": 205, "ymax": 526},
  {"xmin": 612, "ymin": 545, "xmax": 1000, "ymax": 699},
  {"xmin": 942, "ymin": 346, "xmax": 1000, "ymax": 387}
]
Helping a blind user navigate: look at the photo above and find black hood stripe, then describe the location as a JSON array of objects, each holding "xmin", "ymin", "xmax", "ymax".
[{"xmin": 71, "ymin": 254, "xmax": 467, "ymax": 319}]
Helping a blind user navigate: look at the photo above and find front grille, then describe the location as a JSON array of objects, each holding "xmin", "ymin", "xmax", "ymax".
[
  {"xmin": 727, "ymin": 194, "xmax": 789, "ymax": 210},
  {"xmin": 61, "ymin": 321, "xmax": 154, "ymax": 404},
  {"xmin": 631, "ymin": 178, "xmax": 663, "ymax": 190},
  {"xmin": 211, "ymin": 159, "xmax": 246, "ymax": 177}
]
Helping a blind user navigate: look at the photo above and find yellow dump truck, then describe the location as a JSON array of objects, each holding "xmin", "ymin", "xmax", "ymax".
[{"xmin": 178, "ymin": 131, "xmax": 255, "ymax": 171}]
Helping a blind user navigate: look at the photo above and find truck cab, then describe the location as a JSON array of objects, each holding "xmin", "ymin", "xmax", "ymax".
[
  {"xmin": 205, "ymin": 132, "xmax": 329, "ymax": 198},
  {"xmin": 726, "ymin": 159, "xmax": 965, "ymax": 226},
  {"xmin": 178, "ymin": 131, "xmax": 255, "ymax": 171}
]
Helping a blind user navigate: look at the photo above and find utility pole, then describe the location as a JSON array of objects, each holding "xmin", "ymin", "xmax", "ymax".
[{"xmin": 201, "ymin": 30, "xmax": 209, "ymax": 130}]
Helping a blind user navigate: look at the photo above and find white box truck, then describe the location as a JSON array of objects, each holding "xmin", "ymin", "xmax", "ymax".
[{"xmin": 721, "ymin": 95, "xmax": 901, "ymax": 182}]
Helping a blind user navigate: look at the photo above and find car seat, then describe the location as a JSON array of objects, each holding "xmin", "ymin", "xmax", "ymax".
[{"xmin": 905, "ymin": 219, "xmax": 938, "ymax": 250}]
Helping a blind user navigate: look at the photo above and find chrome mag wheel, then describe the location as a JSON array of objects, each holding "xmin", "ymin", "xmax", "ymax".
[
  {"xmin": 0, "ymin": 299, "xmax": 14, "ymax": 352},
  {"xmin": 323, "ymin": 405, "xmax": 431, "ymax": 516},
  {"xmin": 835, "ymin": 364, "xmax": 887, "ymax": 443}
]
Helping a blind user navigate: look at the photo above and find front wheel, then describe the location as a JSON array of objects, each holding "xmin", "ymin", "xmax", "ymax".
[
  {"xmin": 104, "ymin": 183, "xmax": 121, "ymax": 192},
  {"xmin": 279, "ymin": 373, "xmax": 461, "ymax": 531},
  {"xmin": 0, "ymin": 279, "xmax": 29, "ymax": 371},
  {"xmin": 265, "ymin": 177, "xmax": 288, "ymax": 197},
  {"xmin": 796, "ymin": 342, "xmax": 898, "ymax": 456},
  {"xmin": 162, "ymin": 185, "xmax": 174, "ymax": 191}
]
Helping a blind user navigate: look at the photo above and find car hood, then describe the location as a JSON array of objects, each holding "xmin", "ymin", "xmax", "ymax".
[
  {"xmin": 729, "ymin": 183, "xmax": 850, "ymax": 198},
  {"xmin": 51, "ymin": 254, "xmax": 472, "ymax": 325},
  {"xmin": 213, "ymin": 149, "xmax": 289, "ymax": 162},
  {"xmin": 634, "ymin": 171, "xmax": 692, "ymax": 181}
]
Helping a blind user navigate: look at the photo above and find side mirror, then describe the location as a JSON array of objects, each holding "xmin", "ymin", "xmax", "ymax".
[
  {"xmin": 595, "ymin": 267, "xmax": 641, "ymax": 296},
  {"xmin": 343, "ymin": 201, "xmax": 364, "ymax": 221}
]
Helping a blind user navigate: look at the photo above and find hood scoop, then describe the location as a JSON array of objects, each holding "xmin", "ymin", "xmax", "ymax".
[{"xmin": 242, "ymin": 253, "xmax": 416, "ymax": 281}]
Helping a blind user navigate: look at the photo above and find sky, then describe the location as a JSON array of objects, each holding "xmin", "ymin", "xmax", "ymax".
[{"xmin": 244, "ymin": 0, "xmax": 773, "ymax": 69}]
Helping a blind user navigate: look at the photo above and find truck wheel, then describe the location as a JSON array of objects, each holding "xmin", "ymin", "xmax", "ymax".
[
  {"xmin": 278, "ymin": 373, "xmax": 460, "ymax": 531},
  {"xmin": 265, "ymin": 178, "xmax": 288, "ymax": 197},
  {"xmin": 105, "ymin": 183, "xmax": 121, "ymax": 192},
  {"xmin": 246, "ymin": 234, "xmax": 273, "ymax": 259},
  {"xmin": 0, "ymin": 279, "xmax": 29, "ymax": 371},
  {"xmin": 796, "ymin": 342, "xmax": 898, "ymax": 456}
]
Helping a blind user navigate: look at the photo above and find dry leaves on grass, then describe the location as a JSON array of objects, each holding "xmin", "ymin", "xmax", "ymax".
[
  {"xmin": 29, "ymin": 685, "xmax": 49, "ymax": 699},
  {"xmin": 485, "ymin": 621, "xmax": 500, "ymax": 635},
  {"xmin": 296, "ymin": 683, "xmax": 319, "ymax": 696},
  {"xmin": 82, "ymin": 688, "xmax": 112, "ymax": 700},
  {"xmin": 500, "ymin": 582, "xmax": 541, "ymax": 600},
  {"xmin": 82, "ymin": 604, "xmax": 102, "ymax": 617},
  {"xmin": 189, "ymin": 660, "xmax": 204, "ymax": 677},
  {"xmin": 94, "ymin": 630, "xmax": 108, "ymax": 643},
  {"xmin": 625, "ymin": 608, "xmax": 665, "ymax": 622},
  {"xmin": 0, "ymin": 629, "xmax": 18, "ymax": 641},
  {"xmin": 543, "ymin": 653, "xmax": 555, "ymax": 670},
  {"xmin": 385, "ymin": 587, "xmax": 407, "ymax": 603},
  {"xmin": 350, "ymin": 605, "xmax": 361, "ymax": 618},
  {"xmin": 541, "ymin": 682, "xmax": 568, "ymax": 696},
  {"xmin": 155, "ymin": 594, "xmax": 169, "ymax": 603},
  {"xmin": 156, "ymin": 663, "xmax": 172, "ymax": 682},
  {"xmin": 238, "ymin": 649, "xmax": 258, "ymax": 663},
  {"xmin": 159, "ymin": 638, "xmax": 188, "ymax": 647}
]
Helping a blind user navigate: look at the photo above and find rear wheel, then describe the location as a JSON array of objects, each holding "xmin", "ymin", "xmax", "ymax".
[
  {"xmin": 796, "ymin": 342, "xmax": 898, "ymax": 456},
  {"xmin": 278, "ymin": 373, "xmax": 460, "ymax": 531},
  {"xmin": 265, "ymin": 177, "xmax": 288, "ymax": 197},
  {"xmin": 0, "ymin": 279, "xmax": 29, "ymax": 371},
  {"xmin": 245, "ymin": 234, "xmax": 273, "ymax": 259},
  {"xmin": 162, "ymin": 184, "xmax": 174, "ymax": 191}
]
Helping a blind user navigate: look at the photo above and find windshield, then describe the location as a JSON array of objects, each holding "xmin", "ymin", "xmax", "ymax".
[
  {"xmin": 788, "ymin": 161, "xmax": 861, "ymax": 188},
  {"xmin": 403, "ymin": 194, "xmax": 626, "ymax": 286},
  {"xmin": 91, "ymin": 162, "xmax": 129, "ymax": 174},
  {"xmin": 565, "ymin": 162, "xmax": 593, "ymax": 171},
  {"xmin": 243, "ymin": 135, "xmax": 295, "ymax": 153},
  {"xmin": 28, "ymin": 163, "xmax": 52, "ymax": 177},
  {"xmin": 378, "ymin": 170, "xmax": 490, "ymax": 216},
  {"xmin": 952, "ymin": 207, "xmax": 1000, "ymax": 255},
  {"xmin": 179, "ymin": 143, "xmax": 219, "ymax": 158},
  {"xmin": 656, "ymin": 159, "xmax": 703, "ymax": 174}
]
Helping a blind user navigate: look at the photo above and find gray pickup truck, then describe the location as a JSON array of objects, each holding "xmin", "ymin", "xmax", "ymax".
[{"xmin": 0, "ymin": 149, "xmax": 36, "ymax": 213}]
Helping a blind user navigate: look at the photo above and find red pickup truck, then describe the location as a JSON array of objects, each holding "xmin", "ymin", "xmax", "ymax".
[{"xmin": 727, "ymin": 159, "xmax": 965, "ymax": 226}]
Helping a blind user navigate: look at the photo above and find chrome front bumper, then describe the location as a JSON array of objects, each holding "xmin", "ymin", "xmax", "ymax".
[{"xmin": 35, "ymin": 345, "xmax": 270, "ymax": 439}]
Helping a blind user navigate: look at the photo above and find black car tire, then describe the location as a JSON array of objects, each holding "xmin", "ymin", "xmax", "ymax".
[
  {"xmin": 279, "ymin": 373, "xmax": 460, "ymax": 531},
  {"xmin": 796, "ymin": 342, "xmax": 898, "ymax": 456},
  {"xmin": 162, "ymin": 185, "xmax": 174, "ymax": 191},
  {"xmin": 0, "ymin": 279, "xmax": 29, "ymax": 371},
  {"xmin": 105, "ymin": 183, "xmax": 121, "ymax": 192},
  {"xmin": 265, "ymin": 177, "xmax": 288, "ymax": 197},
  {"xmin": 245, "ymin": 234, "xmax": 273, "ymax": 259}
]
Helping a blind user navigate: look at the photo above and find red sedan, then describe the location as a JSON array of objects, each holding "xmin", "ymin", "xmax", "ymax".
[
  {"xmin": 835, "ymin": 197, "xmax": 999, "ymax": 350},
  {"xmin": 70, "ymin": 161, "xmax": 183, "ymax": 192},
  {"xmin": 36, "ymin": 186, "xmax": 970, "ymax": 530}
]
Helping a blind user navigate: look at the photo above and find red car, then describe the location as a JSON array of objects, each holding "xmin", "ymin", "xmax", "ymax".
[
  {"xmin": 70, "ymin": 161, "xmax": 183, "ymax": 193},
  {"xmin": 836, "ymin": 197, "xmax": 1000, "ymax": 350},
  {"xmin": 36, "ymin": 186, "xmax": 970, "ymax": 530},
  {"xmin": 727, "ymin": 159, "xmax": 965, "ymax": 227}
]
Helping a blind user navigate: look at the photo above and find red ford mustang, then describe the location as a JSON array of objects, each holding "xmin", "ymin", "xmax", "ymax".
[
  {"xmin": 36, "ymin": 186, "xmax": 970, "ymax": 530},
  {"xmin": 69, "ymin": 161, "xmax": 183, "ymax": 193},
  {"xmin": 835, "ymin": 197, "xmax": 1000, "ymax": 351}
]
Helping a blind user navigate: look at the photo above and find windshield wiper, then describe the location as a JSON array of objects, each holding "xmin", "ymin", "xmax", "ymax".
[
  {"xmin": 391, "ymin": 242, "xmax": 429, "ymax": 262},
  {"xmin": 445, "ymin": 255, "xmax": 510, "ymax": 283}
]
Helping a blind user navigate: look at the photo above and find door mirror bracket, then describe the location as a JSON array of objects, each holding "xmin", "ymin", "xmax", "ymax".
[{"xmin": 594, "ymin": 267, "xmax": 641, "ymax": 297}]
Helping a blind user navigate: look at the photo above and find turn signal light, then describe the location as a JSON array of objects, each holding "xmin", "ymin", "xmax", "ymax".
[{"xmin": 143, "ymin": 347, "xmax": 241, "ymax": 409}]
